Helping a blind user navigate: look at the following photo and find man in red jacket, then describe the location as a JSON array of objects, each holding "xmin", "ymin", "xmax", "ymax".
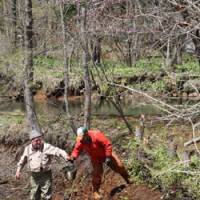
[{"xmin": 70, "ymin": 127, "xmax": 131, "ymax": 199}]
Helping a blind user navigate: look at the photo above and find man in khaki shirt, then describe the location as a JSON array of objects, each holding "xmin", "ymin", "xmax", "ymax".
[{"xmin": 15, "ymin": 129, "xmax": 70, "ymax": 200}]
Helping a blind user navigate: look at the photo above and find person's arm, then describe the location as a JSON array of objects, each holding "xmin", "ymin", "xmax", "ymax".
[
  {"xmin": 71, "ymin": 141, "xmax": 83, "ymax": 160},
  {"xmin": 97, "ymin": 132, "xmax": 112, "ymax": 157},
  {"xmin": 45, "ymin": 143, "xmax": 70, "ymax": 161},
  {"xmin": 15, "ymin": 146, "xmax": 28, "ymax": 179}
]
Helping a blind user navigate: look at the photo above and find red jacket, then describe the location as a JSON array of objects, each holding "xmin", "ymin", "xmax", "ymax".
[{"xmin": 71, "ymin": 130, "xmax": 112, "ymax": 163}]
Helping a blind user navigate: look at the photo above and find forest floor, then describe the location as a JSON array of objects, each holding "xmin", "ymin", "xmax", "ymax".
[{"xmin": 0, "ymin": 145, "xmax": 162, "ymax": 200}]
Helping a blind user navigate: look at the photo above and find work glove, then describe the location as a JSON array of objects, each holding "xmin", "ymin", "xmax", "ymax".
[
  {"xmin": 67, "ymin": 156, "xmax": 75, "ymax": 163},
  {"xmin": 105, "ymin": 157, "xmax": 112, "ymax": 166}
]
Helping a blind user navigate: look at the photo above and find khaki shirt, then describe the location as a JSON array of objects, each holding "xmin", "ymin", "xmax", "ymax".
[{"xmin": 17, "ymin": 143, "xmax": 68, "ymax": 172}]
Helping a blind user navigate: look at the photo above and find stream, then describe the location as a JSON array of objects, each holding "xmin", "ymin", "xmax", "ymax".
[{"xmin": 0, "ymin": 97, "xmax": 160, "ymax": 118}]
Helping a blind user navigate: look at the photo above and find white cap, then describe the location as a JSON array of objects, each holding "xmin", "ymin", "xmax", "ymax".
[
  {"xmin": 30, "ymin": 129, "xmax": 42, "ymax": 140},
  {"xmin": 76, "ymin": 127, "xmax": 88, "ymax": 137}
]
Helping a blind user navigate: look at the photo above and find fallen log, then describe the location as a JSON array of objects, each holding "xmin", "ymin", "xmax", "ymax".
[{"xmin": 184, "ymin": 136, "xmax": 200, "ymax": 147}]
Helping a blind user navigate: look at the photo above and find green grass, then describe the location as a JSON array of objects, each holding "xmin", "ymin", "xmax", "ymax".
[
  {"xmin": 131, "ymin": 80, "xmax": 166, "ymax": 92},
  {"xmin": 176, "ymin": 60, "xmax": 200, "ymax": 74},
  {"xmin": 0, "ymin": 50, "xmax": 200, "ymax": 96},
  {"xmin": 101, "ymin": 57, "xmax": 163, "ymax": 77},
  {"xmin": 0, "ymin": 113, "xmax": 25, "ymax": 128},
  {"xmin": 34, "ymin": 56, "xmax": 62, "ymax": 69}
]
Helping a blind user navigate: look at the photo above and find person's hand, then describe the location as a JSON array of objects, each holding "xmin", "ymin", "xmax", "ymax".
[
  {"xmin": 66, "ymin": 154, "xmax": 71, "ymax": 160},
  {"xmin": 67, "ymin": 156, "xmax": 75, "ymax": 162},
  {"xmin": 105, "ymin": 157, "xmax": 112, "ymax": 166},
  {"xmin": 15, "ymin": 169, "xmax": 21, "ymax": 180}
]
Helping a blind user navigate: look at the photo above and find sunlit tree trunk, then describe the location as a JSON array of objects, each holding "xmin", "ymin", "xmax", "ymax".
[
  {"xmin": 80, "ymin": 6, "xmax": 91, "ymax": 128},
  {"xmin": 2, "ymin": 0, "xmax": 9, "ymax": 37},
  {"xmin": 24, "ymin": 0, "xmax": 39, "ymax": 131},
  {"xmin": 10, "ymin": 0, "xmax": 17, "ymax": 50},
  {"xmin": 60, "ymin": 3, "xmax": 76, "ymax": 134},
  {"xmin": 165, "ymin": 37, "xmax": 183, "ymax": 70}
]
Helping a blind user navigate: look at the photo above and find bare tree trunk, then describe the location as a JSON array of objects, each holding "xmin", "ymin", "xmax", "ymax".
[
  {"xmin": 127, "ymin": 39, "xmax": 132, "ymax": 67},
  {"xmin": 24, "ymin": 0, "xmax": 39, "ymax": 131},
  {"xmin": 42, "ymin": 12, "xmax": 48, "ymax": 56},
  {"xmin": 92, "ymin": 37, "xmax": 101, "ymax": 65},
  {"xmin": 10, "ymin": 0, "xmax": 17, "ymax": 50},
  {"xmin": 193, "ymin": 29, "xmax": 200, "ymax": 65},
  {"xmin": 166, "ymin": 38, "xmax": 172, "ymax": 68},
  {"xmin": 165, "ymin": 37, "xmax": 183, "ymax": 70},
  {"xmin": 167, "ymin": 135, "xmax": 178, "ymax": 158},
  {"xmin": 59, "ymin": 3, "xmax": 76, "ymax": 134},
  {"xmin": 132, "ymin": 21, "xmax": 139, "ymax": 66},
  {"xmin": 135, "ymin": 114, "xmax": 145, "ymax": 142},
  {"xmin": 80, "ymin": 6, "xmax": 91, "ymax": 128},
  {"xmin": 181, "ymin": 150, "xmax": 194, "ymax": 168},
  {"xmin": 2, "ymin": 0, "xmax": 9, "ymax": 37},
  {"xmin": 17, "ymin": 0, "xmax": 24, "ymax": 48}
]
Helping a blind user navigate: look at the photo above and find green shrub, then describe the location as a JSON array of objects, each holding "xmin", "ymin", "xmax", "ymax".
[{"xmin": 125, "ymin": 136, "xmax": 200, "ymax": 199}]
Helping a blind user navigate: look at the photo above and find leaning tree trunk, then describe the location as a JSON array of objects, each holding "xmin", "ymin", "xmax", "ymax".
[
  {"xmin": 95, "ymin": 67, "xmax": 133, "ymax": 134},
  {"xmin": 24, "ymin": 0, "xmax": 39, "ymax": 131},
  {"xmin": 80, "ymin": 6, "xmax": 91, "ymax": 128},
  {"xmin": 59, "ymin": 3, "xmax": 76, "ymax": 134},
  {"xmin": 106, "ymin": 97, "xmax": 133, "ymax": 134}
]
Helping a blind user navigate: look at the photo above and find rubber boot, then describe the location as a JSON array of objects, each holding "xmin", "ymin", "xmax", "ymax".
[
  {"xmin": 121, "ymin": 171, "xmax": 133, "ymax": 184},
  {"xmin": 93, "ymin": 191, "xmax": 102, "ymax": 199},
  {"xmin": 125, "ymin": 178, "xmax": 133, "ymax": 185}
]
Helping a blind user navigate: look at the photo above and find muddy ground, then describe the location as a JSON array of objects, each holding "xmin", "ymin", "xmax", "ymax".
[{"xmin": 0, "ymin": 145, "xmax": 162, "ymax": 200}]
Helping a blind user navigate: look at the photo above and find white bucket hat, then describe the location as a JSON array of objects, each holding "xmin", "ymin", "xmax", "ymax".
[{"xmin": 30, "ymin": 129, "xmax": 42, "ymax": 140}]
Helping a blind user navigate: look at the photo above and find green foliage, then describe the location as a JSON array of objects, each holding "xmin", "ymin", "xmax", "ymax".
[
  {"xmin": 15, "ymin": 116, "xmax": 23, "ymax": 124},
  {"xmin": 134, "ymin": 57, "xmax": 162, "ymax": 72},
  {"xmin": 0, "ymin": 113, "xmax": 24, "ymax": 128},
  {"xmin": 102, "ymin": 58, "xmax": 161, "ymax": 77},
  {"xmin": 125, "ymin": 139, "xmax": 152, "ymax": 183},
  {"xmin": 149, "ymin": 145, "xmax": 187, "ymax": 195},
  {"xmin": 151, "ymin": 81, "xmax": 165, "ymax": 92},
  {"xmin": 125, "ymin": 135, "xmax": 200, "ymax": 199},
  {"xmin": 102, "ymin": 55, "xmax": 199, "ymax": 79},
  {"xmin": 175, "ymin": 56, "xmax": 200, "ymax": 74},
  {"xmin": 133, "ymin": 80, "xmax": 165, "ymax": 92},
  {"xmin": 34, "ymin": 56, "xmax": 61, "ymax": 69},
  {"xmin": 151, "ymin": 145, "xmax": 173, "ymax": 169}
]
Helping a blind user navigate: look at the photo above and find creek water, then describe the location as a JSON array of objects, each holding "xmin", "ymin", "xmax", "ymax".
[{"xmin": 0, "ymin": 97, "xmax": 159, "ymax": 117}]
